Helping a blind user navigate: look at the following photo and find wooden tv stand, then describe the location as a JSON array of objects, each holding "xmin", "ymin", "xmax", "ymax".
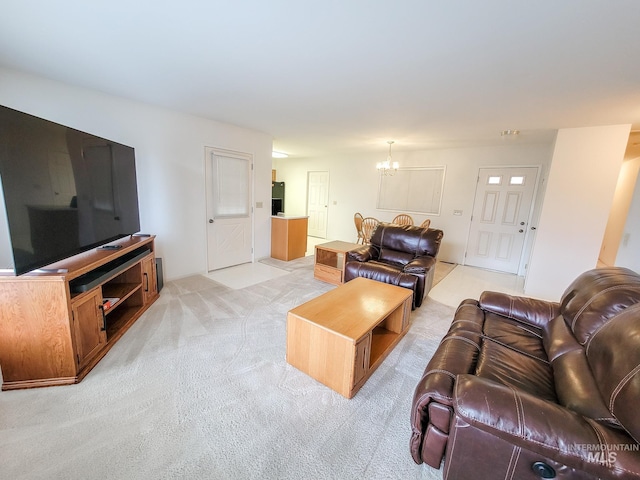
[{"xmin": 0, "ymin": 235, "xmax": 159, "ymax": 390}]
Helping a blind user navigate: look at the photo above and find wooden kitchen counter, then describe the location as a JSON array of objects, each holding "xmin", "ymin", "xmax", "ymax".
[{"xmin": 271, "ymin": 216, "xmax": 309, "ymax": 261}]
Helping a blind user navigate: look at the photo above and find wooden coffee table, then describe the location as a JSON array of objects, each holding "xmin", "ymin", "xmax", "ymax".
[{"xmin": 286, "ymin": 277, "xmax": 413, "ymax": 398}]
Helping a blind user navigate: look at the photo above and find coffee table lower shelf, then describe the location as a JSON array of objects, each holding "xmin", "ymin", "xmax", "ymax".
[{"xmin": 286, "ymin": 277, "xmax": 413, "ymax": 398}]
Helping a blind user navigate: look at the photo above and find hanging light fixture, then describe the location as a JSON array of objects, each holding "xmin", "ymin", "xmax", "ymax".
[{"xmin": 376, "ymin": 140, "xmax": 399, "ymax": 175}]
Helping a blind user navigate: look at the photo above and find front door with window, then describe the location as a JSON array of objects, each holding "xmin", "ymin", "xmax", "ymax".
[
  {"xmin": 205, "ymin": 148, "xmax": 253, "ymax": 271},
  {"xmin": 465, "ymin": 167, "xmax": 539, "ymax": 274}
]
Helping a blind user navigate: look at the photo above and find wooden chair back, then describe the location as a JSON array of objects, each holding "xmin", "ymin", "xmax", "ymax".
[
  {"xmin": 392, "ymin": 214, "xmax": 414, "ymax": 226},
  {"xmin": 354, "ymin": 212, "xmax": 365, "ymax": 244},
  {"xmin": 419, "ymin": 219, "xmax": 431, "ymax": 229},
  {"xmin": 362, "ymin": 217, "xmax": 379, "ymax": 244}
]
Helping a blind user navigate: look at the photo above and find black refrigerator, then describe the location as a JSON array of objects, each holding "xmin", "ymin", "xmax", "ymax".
[{"xmin": 272, "ymin": 181, "xmax": 285, "ymax": 215}]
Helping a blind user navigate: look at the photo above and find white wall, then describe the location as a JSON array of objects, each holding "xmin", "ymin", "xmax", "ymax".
[
  {"xmin": 525, "ymin": 125, "xmax": 631, "ymax": 301},
  {"xmin": 273, "ymin": 142, "xmax": 554, "ymax": 265},
  {"xmin": 599, "ymin": 156, "xmax": 640, "ymax": 265},
  {"xmin": 616, "ymin": 157, "xmax": 640, "ymax": 272},
  {"xmin": 0, "ymin": 68, "xmax": 273, "ymax": 280}
]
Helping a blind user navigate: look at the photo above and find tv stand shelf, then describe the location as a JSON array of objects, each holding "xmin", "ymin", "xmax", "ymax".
[
  {"xmin": 0, "ymin": 235, "xmax": 159, "ymax": 390},
  {"xmin": 70, "ymin": 248, "xmax": 151, "ymax": 293}
]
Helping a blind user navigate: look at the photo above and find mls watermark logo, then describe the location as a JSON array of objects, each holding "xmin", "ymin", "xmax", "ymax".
[{"xmin": 571, "ymin": 443, "xmax": 639, "ymax": 465}]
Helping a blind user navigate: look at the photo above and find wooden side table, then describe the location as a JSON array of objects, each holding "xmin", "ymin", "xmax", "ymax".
[{"xmin": 313, "ymin": 240, "xmax": 361, "ymax": 285}]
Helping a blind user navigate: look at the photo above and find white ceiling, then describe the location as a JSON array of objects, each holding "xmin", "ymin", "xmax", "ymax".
[{"xmin": 1, "ymin": 1, "xmax": 640, "ymax": 158}]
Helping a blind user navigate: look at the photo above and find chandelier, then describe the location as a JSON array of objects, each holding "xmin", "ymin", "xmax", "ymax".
[{"xmin": 376, "ymin": 140, "xmax": 399, "ymax": 176}]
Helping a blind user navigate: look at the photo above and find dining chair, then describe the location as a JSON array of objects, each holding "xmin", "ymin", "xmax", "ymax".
[
  {"xmin": 354, "ymin": 212, "xmax": 365, "ymax": 244},
  {"xmin": 419, "ymin": 218, "xmax": 431, "ymax": 229},
  {"xmin": 361, "ymin": 217, "xmax": 379, "ymax": 244},
  {"xmin": 392, "ymin": 213, "xmax": 414, "ymax": 226}
]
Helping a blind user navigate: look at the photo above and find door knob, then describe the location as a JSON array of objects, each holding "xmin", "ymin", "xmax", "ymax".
[
  {"xmin": 519, "ymin": 229, "xmax": 524, "ymax": 233},
  {"xmin": 209, "ymin": 219, "xmax": 214, "ymax": 224},
  {"xmin": 520, "ymin": 221, "xmax": 525, "ymax": 225},
  {"xmin": 531, "ymin": 226, "xmax": 537, "ymax": 230}
]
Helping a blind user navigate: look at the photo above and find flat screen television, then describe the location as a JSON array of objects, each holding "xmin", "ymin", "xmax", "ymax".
[{"xmin": 0, "ymin": 105, "xmax": 141, "ymax": 275}]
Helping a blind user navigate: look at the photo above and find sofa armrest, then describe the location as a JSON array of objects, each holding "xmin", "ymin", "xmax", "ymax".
[
  {"xmin": 409, "ymin": 300, "xmax": 484, "ymax": 465},
  {"xmin": 479, "ymin": 291, "xmax": 560, "ymax": 328},
  {"xmin": 453, "ymin": 374, "xmax": 640, "ymax": 478},
  {"xmin": 403, "ymin": 256, "xmax": 436, "ymax": 274},
  {"xmin": 346, "ymin": 245, "xmax": 375, "ymax": 262}
]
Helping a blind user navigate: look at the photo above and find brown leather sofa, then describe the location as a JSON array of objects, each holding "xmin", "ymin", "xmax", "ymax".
[
  {"xmin": 344, "ymin": 223, "xmax": 443, "ymax": 309},
  {"xmin": 410, "ymin": 267, "xmax": 640, "ymax": 479}
]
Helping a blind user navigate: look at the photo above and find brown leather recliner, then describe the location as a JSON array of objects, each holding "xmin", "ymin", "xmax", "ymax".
[
  {"xmin": 344, "ymin": 223, "xmax": 444, "ymax": 309},
  {"xmin": 410, "ymin": 267, "xmax": 640, "ymax": 479}
]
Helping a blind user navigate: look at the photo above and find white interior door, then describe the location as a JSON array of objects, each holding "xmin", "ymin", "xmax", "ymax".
[
  {"xmin": 205, "ymin": 148, "xmax": 253, "ymax": 271},
  {"xmin": 307, "ymin": 171, "xmax": 329, "ymax": 238},
  {"xmin": 465, "ymin": 167, "xmax": 539, "ymax": 274}
]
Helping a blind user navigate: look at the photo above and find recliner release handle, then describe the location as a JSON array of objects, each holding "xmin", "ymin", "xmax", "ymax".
[{"xmin": 532, "ymin": 462, "xmax": 556, "ymax": 478}]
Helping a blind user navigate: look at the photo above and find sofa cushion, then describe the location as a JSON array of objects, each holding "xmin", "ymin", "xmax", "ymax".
[
  {"xmin": 370, "ymin": 223, "xmax": 443, "ymax": 258},
  {"xmin": 378, "ymin": 248, "xmax": 414, "ymax": 266},
  {"xmin": 543, "ymin": 313, "xmax": 582, "ymax": 361},
  {"xmin": 482, "ymin": 312, "xmax": 547, "ymax": 362},
  {"xmin": 560, "ymin": 266, "xmax": 640, "ymax": 345},
  {"xmin": 346, "ymin": 245, "xmax": 374, "ymax": 262},
  {"xmin": 554, "ymin": 350, "xmax": 620, "ymax": 429},
  {"xmin": 404, "ymin": 256, "xmax": 436, "ymax": 274},
  {"xmin": 587, "ymin": 303, "xmax": 640, "ymax": 443},
  {"xmin": 475, "ymin": 340, "xmax": 556, "ymax": 402},
  {"xmin": 542, "ymin": 315, "xmax": 619, "ymax": 428},
  {"xmin": 344, "ymin": 261, "xmax": 419, "ymax": 307},
  {"xmin": 412, "ymin": 300, "xmax": 484, "ymax": 408},
  {"xmin": 479, "ymin": 291, "xmax": 560, "ymax": 329}
]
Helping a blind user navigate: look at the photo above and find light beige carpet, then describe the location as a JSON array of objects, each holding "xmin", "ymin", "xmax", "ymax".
[
  {"xmin": 0, "ymin": 259, "xmax": 452, "ymax": 480},
  {"xmin": 432, "ymin": 261, "xmax": 456, "ymax": 287}
]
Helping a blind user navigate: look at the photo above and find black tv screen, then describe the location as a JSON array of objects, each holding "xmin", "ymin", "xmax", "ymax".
[{"xmin": 0, "ymin": 105, "xmax": 141, "ymax": 275}]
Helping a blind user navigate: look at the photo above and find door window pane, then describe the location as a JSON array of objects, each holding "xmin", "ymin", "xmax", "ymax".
[{"xmin": 213, "ymin": 155, "xmax": 249, "ymax": 217}]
